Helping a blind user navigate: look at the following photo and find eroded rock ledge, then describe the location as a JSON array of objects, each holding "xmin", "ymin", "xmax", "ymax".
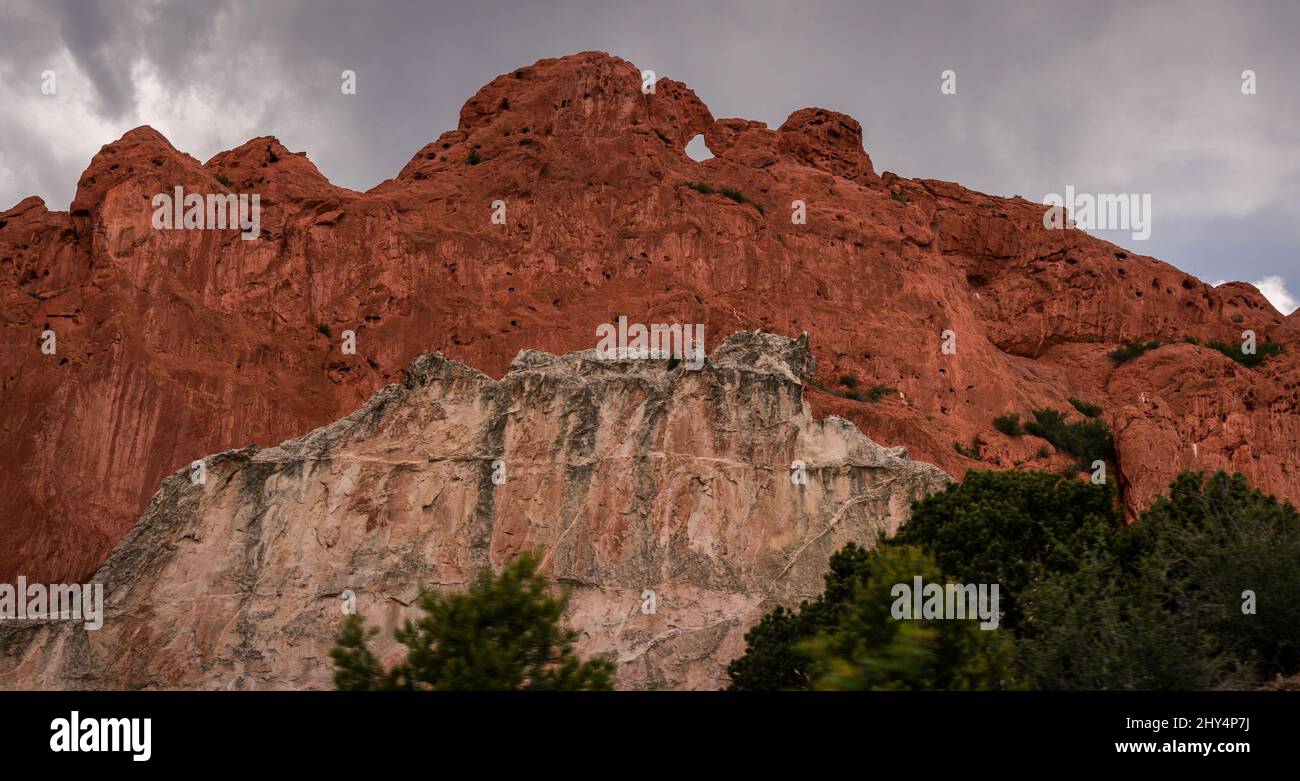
[{"xmin": 0, "ymin": 331, "xmax": 949, "ymax": 690}]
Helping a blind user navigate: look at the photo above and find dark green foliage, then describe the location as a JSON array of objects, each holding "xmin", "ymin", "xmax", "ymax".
[
  {"xmin": 993, "ymin": 412, "xmax": 1025, "ymax": 436},
  {"xmin": 727, "ymin": 543, "xmax": 1011, "ymax": 690},
  {"xmin": 330, "ymin": 552, "xmax": 614, "ymax": 690},
  {"xmin": 799, "ymin": 546, "xmax": 1015, "ymax": 690},
  {"xmin": 1136, "ymin": 472, "xmax": 1300, "ymax": 677},
  {"xmin": 718, "ymin": 186, "xmax": 753, "ymax": 207},
  {"xmin": 725, "ymin": 605, "xmax": 811, "ymax": 690},
  {"xmin": 214, "ymin": 173, "xmax": 232, "ymax": 188},
  {"xmin": 889, "ymin": 192, "xmax": 908, "ymax": 204},
  {"xmin": 681, "ymin": 181, "xmax": 764, "ymax": 213},
  {"xmin": 952, "ymin": 441, "xmax": 982, "ymax": 460},
  {"xmin": 1067, "ymin": 397, "xmax": 1102, "ymax": 417},
  {"xmin": 1120, "ymin": 331, "xmax": 1284, "ymax": 367},
  {"xmin": 315, "ymin": 323, "xmax": 332, "ymax": 337},
  {"xmin": 732, "ymin": 469, "xmax": 1300, "ymax": 690},
  {"xmin": 1023, "ymin": 408, "xmax": 1114, "ymax": 469},
  {"xmin": 815, "ymin": 381, "xmax": 894, "ymax": 403},
  {"xmin": 839, "ymin": 374, "xmax": 859, "ymax": 389},
  {"xmin": 1205, "ymin": 339, "xmax": 1285, "ymax": 368},
  {"xmin": 331, "ymin": 614, "xmax": 385, "ymax": 691},
  {"xmin": 1110, "ymin": 340, "xmax": 1161, "ymax": 364},
  {"xmin": 864, "ymin": 384, "xmax": 894, "ymax": 402},
  {"xmin": 728, "ymin": 543, "xmax": 872, "ymax": 690},
  {"xmin": 466, "ymin": 150, "xmax": 481, "ymax": 165},
  {"xmin": 892, "ymin": 470, "xmax": 1118, "ymax": 627},
  {"xmin": 1019, "ymin": 471, "xmax": 1300, "ymax": 689},
  {"xmin": 1016, "ymin": 548, "xmax": 1226, "ymax": 690}
]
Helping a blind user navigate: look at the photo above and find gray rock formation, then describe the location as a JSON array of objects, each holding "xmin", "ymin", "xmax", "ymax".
[{"xmin": 0, "ymin": 331, "xmax": 950, "ymax": 690}]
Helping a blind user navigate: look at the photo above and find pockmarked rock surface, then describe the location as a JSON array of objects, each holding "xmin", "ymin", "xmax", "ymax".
[
  {"xmin": 0, "ymin": 332, "xmax": 950, "ymax": 690},
  {"xmin": 2, "ymin": 51, "xmax": 1298, "ymax": 585}
]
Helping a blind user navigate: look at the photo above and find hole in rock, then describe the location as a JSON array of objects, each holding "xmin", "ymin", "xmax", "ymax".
[{"xmin": 684, "ymin": 134, "xmax": 714, "ymax": 162}]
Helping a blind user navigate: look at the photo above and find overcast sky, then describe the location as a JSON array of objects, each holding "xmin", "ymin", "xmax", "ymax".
[{"xmin": 1, "ymin": 0, "xmax": 1296, "ymax": 312}]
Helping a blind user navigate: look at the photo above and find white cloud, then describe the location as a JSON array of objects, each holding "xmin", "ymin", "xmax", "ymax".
[
  {"xmin": 1214, "ymin": 276, "xmax": 1298, "ymax": 315},
  {"xmin": 1252, "ymin": 275, "xmax": 1298, "ymax": 315},
  {"xmin": 0, "ymin": 48, "xmax": 120, "ymax": 209}
]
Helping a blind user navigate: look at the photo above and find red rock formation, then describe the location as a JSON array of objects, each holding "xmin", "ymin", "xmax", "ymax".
[{"xmin": 3, "ymin": 50, "xmax": 1297, "ymax": 584}]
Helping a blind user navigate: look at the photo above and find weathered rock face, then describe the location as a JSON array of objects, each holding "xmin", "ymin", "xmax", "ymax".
[
  {"xmin": 2, "ymin": 50, "xmax": 1298, "ymax": 586},
  {"xmin": 0, "ymin": 332, "xmax": 949, "ymax": 690}
]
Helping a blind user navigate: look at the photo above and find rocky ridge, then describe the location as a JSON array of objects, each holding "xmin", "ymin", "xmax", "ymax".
[{"xmin": 2, "ymin": 50, "xmax": 1297, "ymax": 588}]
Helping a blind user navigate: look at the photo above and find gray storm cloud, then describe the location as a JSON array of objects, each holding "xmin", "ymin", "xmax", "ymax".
[
  {"xmin": 0, "ymin": 0, "xmax": 1296, "ymax": 311},
  {"xmin": 48, "ymin": 0, "xmax": 134, "ymax": 117}
]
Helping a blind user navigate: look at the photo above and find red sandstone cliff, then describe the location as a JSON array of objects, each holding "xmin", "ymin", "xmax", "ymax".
[{"xmin": 2, "ymin": 51, "xmax": 1297, "ymax": 585}]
